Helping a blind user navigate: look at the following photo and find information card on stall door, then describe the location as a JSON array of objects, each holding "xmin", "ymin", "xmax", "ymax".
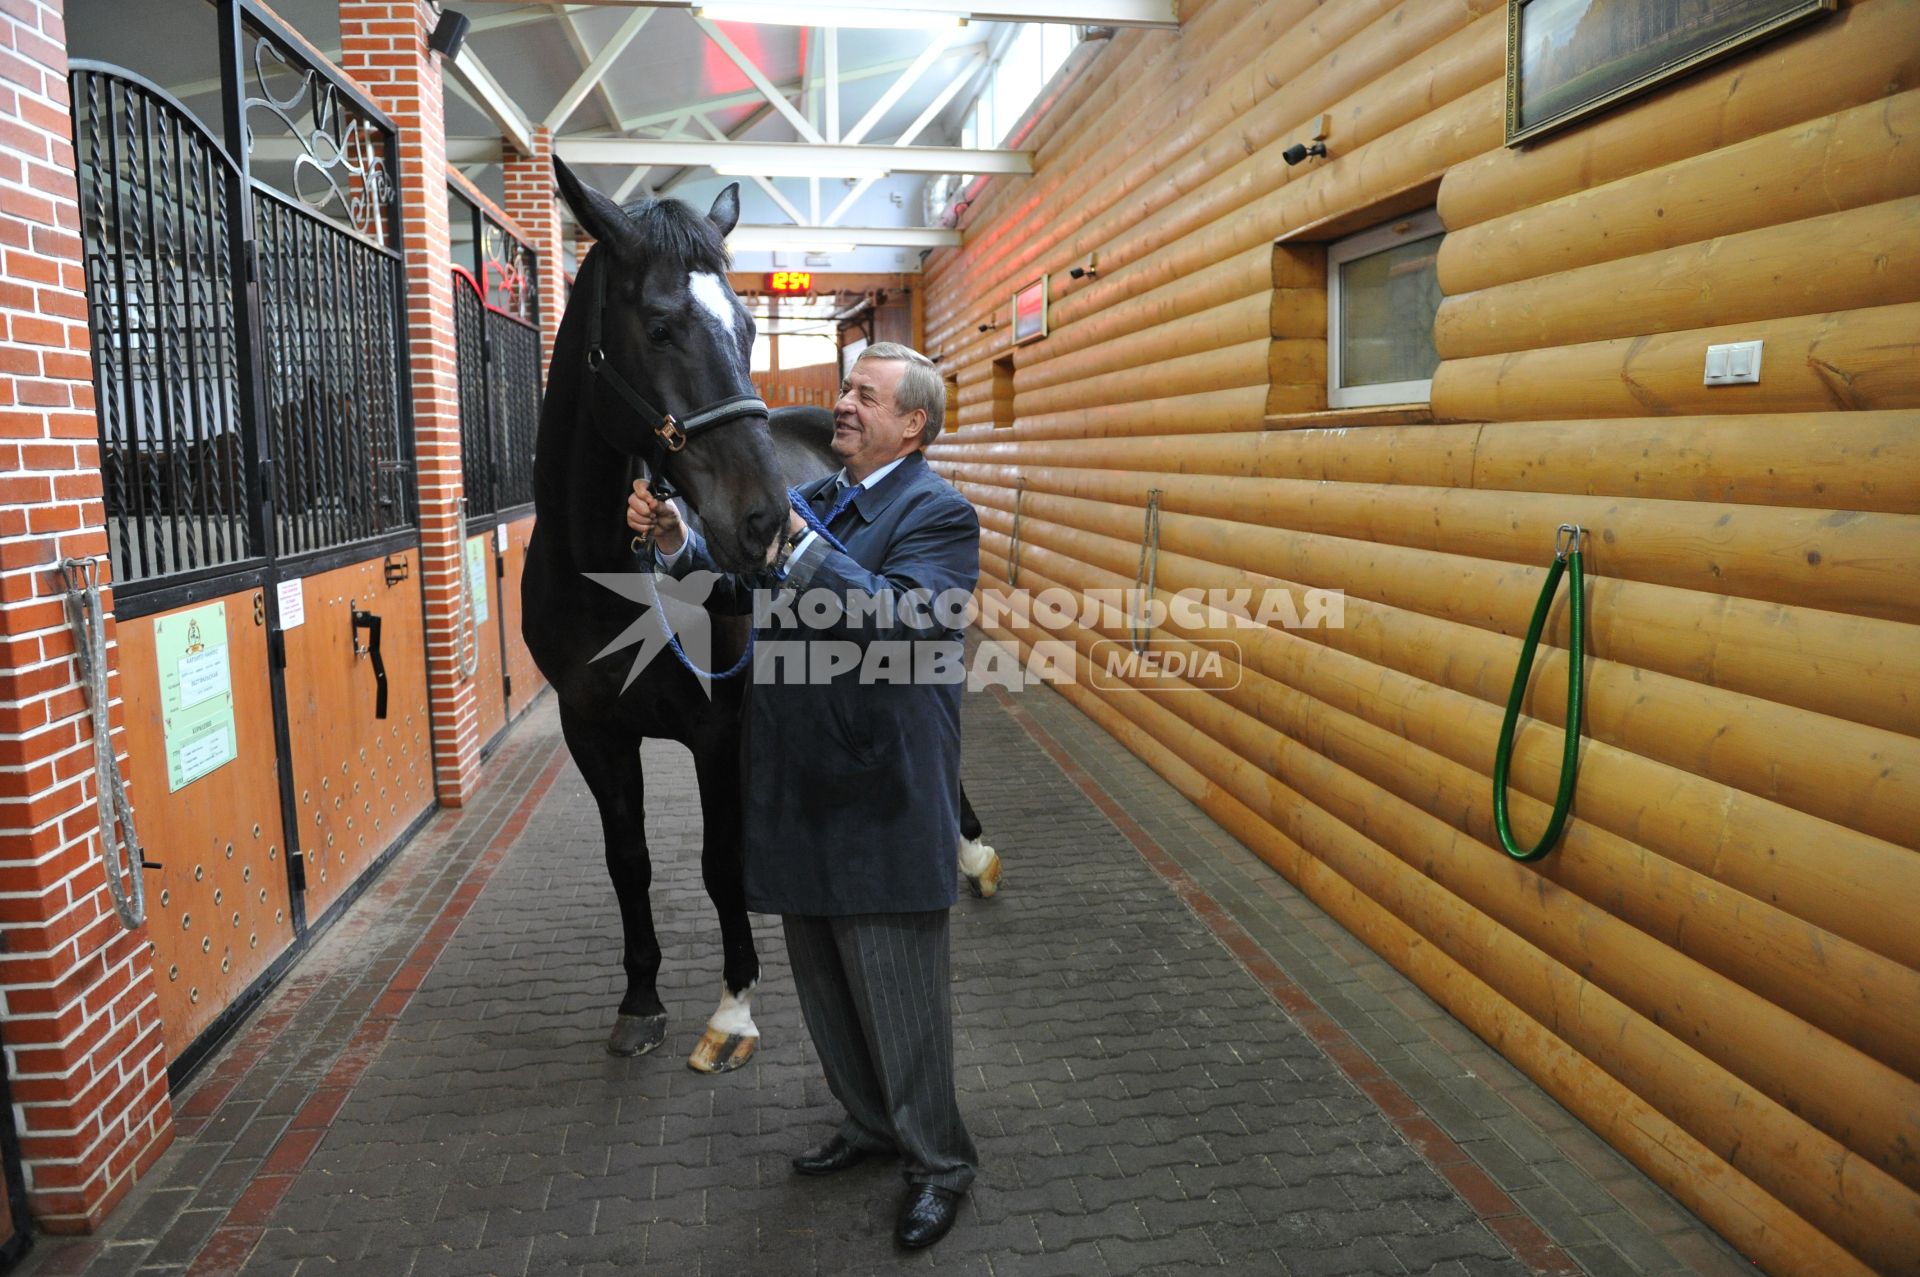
[
  {"xmin": 467, "ymin": 537, "xmax": 491, "ymax": 624},
  {"xmin": 155, "ymin": 601, "xmax": 237, "ymax": 791},
  {"xmin": 276, "ymin": 576, "xmax": 305, "ymax": 629}
]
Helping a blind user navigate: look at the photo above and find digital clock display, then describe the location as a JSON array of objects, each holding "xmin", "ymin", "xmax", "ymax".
[{"xmin": 766, "ymin": 270, "xmax": 813, "ymax": 293}]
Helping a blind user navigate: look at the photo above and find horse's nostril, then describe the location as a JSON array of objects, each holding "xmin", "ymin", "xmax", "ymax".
[{"xmin": 744, "ymin": 504, "xmax": 784, "ymax": 550}]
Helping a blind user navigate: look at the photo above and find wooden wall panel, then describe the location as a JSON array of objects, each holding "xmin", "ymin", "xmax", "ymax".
[
  {"xmin": 281, "ymin": 553, "xmax": 436, "ymax": 921},
  {"xmin": 923, "ymin": 0, "xmax": 1920, "ymax": 1271},
  {"xmin": 117, "ymin": 590, "xmax": 296, "ymax": 1063}
]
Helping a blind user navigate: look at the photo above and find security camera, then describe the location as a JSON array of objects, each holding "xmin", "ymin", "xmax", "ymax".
[
  {"xmin": 1282, "ymin": 141, "xmax": 1327, "ymax": 166},
  {"xmin": 1068, "ymin": 252, "xmax": 1099, "ymax": 281},
  {"xmin": 978, "ymin": 321, "xmax": 994, "ymax": 333}
]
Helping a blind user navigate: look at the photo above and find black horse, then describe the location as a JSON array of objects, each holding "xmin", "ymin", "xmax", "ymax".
[
  {"xmin": 523, "ymin": 162, "xmax": 790, "ymax": 1071},
  {"xmin": 523, "ymin": 161, "xmax": 1000, "ymax": 1073}
]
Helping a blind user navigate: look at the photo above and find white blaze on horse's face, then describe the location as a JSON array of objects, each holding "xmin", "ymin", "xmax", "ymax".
[{"xmin": 687, "ymin": 271, "xmax": 745, "ymax": 365}]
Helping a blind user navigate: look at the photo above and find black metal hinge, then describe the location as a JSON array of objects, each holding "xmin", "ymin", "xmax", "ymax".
[{"xmin": 503, "ymin": 674, "xmax": 512, "ymax": 699}]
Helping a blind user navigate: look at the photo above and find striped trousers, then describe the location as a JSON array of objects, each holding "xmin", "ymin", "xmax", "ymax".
[{"xmin": 782, "ymin": 911, "xmax": 978, "ymax": 1193}]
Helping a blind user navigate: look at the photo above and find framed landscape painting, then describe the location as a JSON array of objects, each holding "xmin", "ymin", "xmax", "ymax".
[{"xmin": 1506, "ymin": 0, "xmax": 1836, "ymax": 146}]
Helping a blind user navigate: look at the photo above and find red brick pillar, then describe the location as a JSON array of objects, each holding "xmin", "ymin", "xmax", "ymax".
[
  {"xmin": 339, "ymin": 2, "xmax": 480, "ymax": 806},
  {"xmin": 501, "ymin": 128, "xmax": 565, "ymax": 384},
  {"xmin": 0, "ymin": 0, "xmax": 173, "ymax": 1231}
]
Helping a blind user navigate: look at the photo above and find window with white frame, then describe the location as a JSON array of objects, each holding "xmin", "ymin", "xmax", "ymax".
[{"xmin": 1326, "ymin": 209, "xmax": 1444, "ymax": 408}]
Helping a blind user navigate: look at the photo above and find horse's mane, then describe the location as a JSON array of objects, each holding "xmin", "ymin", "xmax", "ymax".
[{"xmin": 616, "ymin": 197, "xmax": 731, "ymax": 273}]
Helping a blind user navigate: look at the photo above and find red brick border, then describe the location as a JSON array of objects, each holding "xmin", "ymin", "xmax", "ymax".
[
  {"xmin": 164, "ymin": 741, "xmax": 564, "ymax": 1277},
  {"xmin": 989, "ymin": 686, "xmax": 1583, "ymax": 1277}
]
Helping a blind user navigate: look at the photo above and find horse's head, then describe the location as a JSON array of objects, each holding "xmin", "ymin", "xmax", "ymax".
[{"xmin": 553, "ymin": 158, "xmax": 788, "ymax": 572}]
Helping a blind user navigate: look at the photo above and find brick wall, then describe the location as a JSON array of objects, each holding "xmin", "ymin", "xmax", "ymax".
[
  {"xmin": 0, "ymin": 0, "xmax": 172, "ymax": 1231},
  {"xmin": 339, "ymin": 0, "xmax": 480, "ymax": 807},
  {"xmin": 502, "ymin": 128, "xmax": 565, "ymax": 383}
]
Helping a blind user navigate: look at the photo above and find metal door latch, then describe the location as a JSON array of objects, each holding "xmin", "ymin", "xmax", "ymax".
[{"xmin": 350, "ymin": 603, "xmax": 389, "ymax": 719}]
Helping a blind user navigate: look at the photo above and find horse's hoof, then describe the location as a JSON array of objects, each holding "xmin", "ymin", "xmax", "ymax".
[
  {"xmin": 608, "ymin": 1012, "xmax": 668, "ymax": 1057},
  {"xmin": 687, "ymin": 1026, "xmax": 758, "ymax": 1074},
  {"xmin": 961, "ymin": 841, "xmax": 1002, "ymax": 899}
]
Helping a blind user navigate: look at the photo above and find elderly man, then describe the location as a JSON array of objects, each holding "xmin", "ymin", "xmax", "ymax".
[{"xmin": 628, "ymin": 342, "xmax": 980, "ymax": 1250}]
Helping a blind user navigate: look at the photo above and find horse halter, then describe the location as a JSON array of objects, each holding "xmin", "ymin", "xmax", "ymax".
[{"xmin": 584, "ymin": 260, "xmax": 768, "ymax": 500}]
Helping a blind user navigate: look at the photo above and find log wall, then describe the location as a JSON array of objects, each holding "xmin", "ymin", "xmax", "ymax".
[{"xmin": 921, "ymin": 2, "xmax": 1920, "ymax": 1273}]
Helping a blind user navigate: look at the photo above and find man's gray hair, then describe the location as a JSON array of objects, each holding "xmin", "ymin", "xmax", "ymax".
[{"xmin": 858, "ymin": 342, "xmax": 945, "ymax": 449}]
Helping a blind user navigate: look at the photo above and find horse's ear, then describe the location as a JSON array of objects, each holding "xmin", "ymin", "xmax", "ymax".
[
  {"xmin": 552, "ymin": 156, "xmax": 633, "ymax": 252},
  {"xmin": 707, "ymin": 182, "xmax": 741, "ymax": 240}
]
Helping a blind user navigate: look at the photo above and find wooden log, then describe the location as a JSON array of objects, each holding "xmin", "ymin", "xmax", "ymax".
[
  {"xmin": 1437, "ymin": 0, "xmax": 1920, "ymax": 232},
  {"xmin": 951, "ymin": 460, "xmax": 1920, "ymax": 625},
  {"xmin": 1014, "ymin": 292, "xmax": 1272, "ymax": 395},
  {"xmin": 939, "ymin": 449, "xmax": 1920, "ymax": 739},
  {"xmin": 971, "ymin": 508, "xmax": 1920, "ymax": 972},
  {"xmin": 1012, "ymin": 340, "xmax": 1270, "ymax": 418},
  {"xmin": 962, "ymin": 484, "xmax": 1920, "ymax": 854},
  {"xmin": 1270, "ymin": 287, "xmax": 1328, "ymax": 339},
  {"xmin": 938, "ymin": 0, "xmax": 1495, "ymax": 336},
  {"xmin": 932, "ymin": 0, "xmax": 1403, "ymax": 323},
  {"xmin": 1005, "ymin": 386, "xmax": 1269, "ymax": 444},
  {"xmin": 1438, "ymin": 89, "xmax": 1920, "ymax": 296},
  {"xmin": 1430, "ymin": 302, "xmax": 1920, "ymax": 421},
  {"xmin": 932, "ymin": 411, "xmax": 1920, "ymax": 515},
  {"xmin": 996, "ymin": 537, "xmax": 1920, "ymax": 1085},
  {"xmin": 1040, "ymin": 244, "xmax": 1271, "ymax": 359},
  {"xmin": 978, "ymin": 622, "xmax": 1886, "ymax": 1277},
  {"xmin": 928, "ymin": 1, "xmax": 1296, "ymax": 315},
  {"xmin": 976, "ymin": 588, "xmax": 1920, "ymax": 1272},
  {"xmin": 1434, "ymin": 197, "xmax": 1920, "ymax": 360}
]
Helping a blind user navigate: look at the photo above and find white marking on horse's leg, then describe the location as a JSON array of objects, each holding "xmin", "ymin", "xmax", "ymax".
[
  {"xmin": 688, "ymin": 272, "xmax": 740, "ymax": 336},
  {"xmin": 957, "ymin": 836, "xmax": 996, "ymax": 877},
  {"xmin": 710, "ymin": 980, "xmax": 760, "ymax": 1038}
]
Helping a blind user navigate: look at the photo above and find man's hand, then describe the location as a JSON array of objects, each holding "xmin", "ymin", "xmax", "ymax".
[{"xmin": 626, "ymin": 482, "xmax": 686, "ymax": 555}]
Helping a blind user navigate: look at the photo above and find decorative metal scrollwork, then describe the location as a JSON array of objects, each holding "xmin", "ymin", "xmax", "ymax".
[
  {"xmin": 479, "ymin": 214, "xmax": 537, "ymax": 322},
  {"xmin": 243, "ymin": 30, "xmax": 392, "ymax": 244}
]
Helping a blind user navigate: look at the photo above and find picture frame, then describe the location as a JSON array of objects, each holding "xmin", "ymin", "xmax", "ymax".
[
  {"xmin": 1505, "ymin": 0, "xmax": 1836, "ymax": 147},
  {"xmin": 1011, "ymin": 275, "xmax": 1048, "ymax": 345}
]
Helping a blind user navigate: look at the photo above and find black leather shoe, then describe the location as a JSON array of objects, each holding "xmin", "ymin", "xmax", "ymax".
[
  {"xmin": 792, "ymin": 1135, "xmax": 869, "ymax": 1176},
  {"xmin": 895, "ymin": 1184, "xmax": 962, "ymax": 1250}
]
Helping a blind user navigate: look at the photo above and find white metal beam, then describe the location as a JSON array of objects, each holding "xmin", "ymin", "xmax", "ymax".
[
  {"xmin": 840, "ymin": 27, "xmax": 955, "ymax": 146},
  {"xmin": 696, "ymin": 114, "xmax": 808, "ymax": 225},
  {"xmin": 535, "ymin": 0, "xmax": 1180, "ymax": 27},
  {"xmin": 610, "ymin": 43, "xmax": 984, "ymax": 133},
  {"xmin": 556, "ymin": 138, "xmax": 1031, "ymax": 175},
  {"xmin": 727, "ymin": 225, "xmax": 960, "ymax": 250},
  {"xmin": 693, "ymin": 17, "xmax": 825, "ymax": 144},
  {"xmin": 546, "ymin": 5, "xmax": 652, "ymax": 131},
  {"xmin": 823, "ymin": 49, "xmax": 980, "ymax": 226},
  {"xmin": 449, "ymin": 47, "xmax": 535, "ymax": 155}
]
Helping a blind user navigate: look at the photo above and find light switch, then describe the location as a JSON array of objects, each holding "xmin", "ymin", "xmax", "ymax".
[{"xmin": 1704, "ymin": 340, "xmax": 1763, "ymax": 386}]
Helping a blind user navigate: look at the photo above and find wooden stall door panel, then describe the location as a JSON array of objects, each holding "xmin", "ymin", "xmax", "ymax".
[
  {"xmin": 280, "ymin": 554, "xmax": 435, "ymax": 921},
  {"xmin": 468, "ymin": 533, "xmax": 507, "ymax": 747},
  {"xmin": 500, "ymin": 514, "xmax": 544, "ymax": 718},
  {"xmin": 116, "ymin": 591, "xmax": 297, "ymax": 1063}
]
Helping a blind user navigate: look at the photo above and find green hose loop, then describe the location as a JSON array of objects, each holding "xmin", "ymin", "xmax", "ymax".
[{"xmin": 1491, "ymin": 524, "xmax": 1586, "ymax": 862}]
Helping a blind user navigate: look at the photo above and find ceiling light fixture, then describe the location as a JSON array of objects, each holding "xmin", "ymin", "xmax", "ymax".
[{"xmin": 694, "ymin": 4, "xmax": 966, "ymax": 30}]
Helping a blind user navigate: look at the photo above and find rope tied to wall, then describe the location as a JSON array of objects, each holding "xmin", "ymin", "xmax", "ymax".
[
  {"xmin": 61, "ymin": 557, "xmax": 149, "ymax": 930},
  {"xmin": 1006, "ymin": 477, "xmax": 1026, "ymax": 589},
  {"xmin": 1129, "ymin": 488, "xmax": 1163, "ymax": 655},
  {"xmin": 1491, "ymin": 524, "xmax": 1587, "ymax": 862}
]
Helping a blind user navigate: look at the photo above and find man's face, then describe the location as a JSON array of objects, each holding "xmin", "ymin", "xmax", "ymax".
[{"xmin": 833, "ymin": 358, "xmax": 925, "ymax": 480}]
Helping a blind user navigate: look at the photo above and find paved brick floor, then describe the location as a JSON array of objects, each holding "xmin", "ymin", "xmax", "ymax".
[{"xmin": 17, "ymin": 650, "xmax": 1750, "ymax": 1277}]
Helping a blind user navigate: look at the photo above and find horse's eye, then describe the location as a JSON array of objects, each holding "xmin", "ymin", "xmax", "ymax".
[{"xmin": 647, "ymin": 324, "xmax": 671, "ymax": 344}]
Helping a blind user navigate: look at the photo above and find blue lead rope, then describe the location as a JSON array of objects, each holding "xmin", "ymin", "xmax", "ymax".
[{"xmin": 646, "ymin": 485, "xmax": 854, "ymax": 682}]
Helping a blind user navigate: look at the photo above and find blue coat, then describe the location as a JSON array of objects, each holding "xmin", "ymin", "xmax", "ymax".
[{"xmin": 672, "ymin": 452, "xmax": 980, "ymax": 915}]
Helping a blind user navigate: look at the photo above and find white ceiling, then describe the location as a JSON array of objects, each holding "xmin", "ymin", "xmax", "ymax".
[{"xmin": 69, "ymin": 0, "xmax": 1037, "ymax": 273}]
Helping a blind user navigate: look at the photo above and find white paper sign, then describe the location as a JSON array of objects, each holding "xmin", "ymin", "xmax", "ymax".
[
  {"xmin": 495, "ymin": 523, "xmax": 508, "ymax": 552},
  {"xmin": 177, "ymin": 727, "xmax": 232, "ymax": 782},
  {"xmin": 467, "ymin": 537, "xmax": 492, "ymax": 624},
  {"xmin": 177, "ymin": 644, "xmax": 230, "ymax": 709},
  {"xmin": 276, "ymin": 577, "xmax": 305, "ymax": 629}
]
